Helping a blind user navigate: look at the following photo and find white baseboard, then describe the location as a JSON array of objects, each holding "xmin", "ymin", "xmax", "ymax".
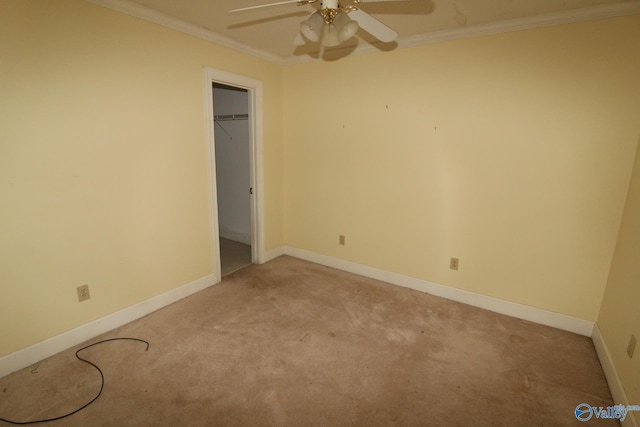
[
  {"xmin": 0, "ymin": 273, "xmax": 219, "ymax": 378},
  {"xmin": 592, "ymin": 324, "xmax": 638, "ymax": 427},
  {"xmin": 261, "ymin": 246, "xmax": 286, "ymax": 264},
  {"xmin": 0, "ymin": 247, "xmax": 597, "ymax": 379},
  {"xmin": 281, "ymin": 246, "xmax": 595, "ymax": 337}
]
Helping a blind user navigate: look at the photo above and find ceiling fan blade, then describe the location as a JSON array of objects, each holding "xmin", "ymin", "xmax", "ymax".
[
  {"xmin": 348, "ymin": 9, "xmax": 397, "ymax": 42},
  {"xmin": 229, "ymin": 0, "xmax": 316, "ymax": 14}
]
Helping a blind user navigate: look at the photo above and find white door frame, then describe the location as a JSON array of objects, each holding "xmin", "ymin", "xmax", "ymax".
[{"xmin": 204, "ymin": 67, "xmax": 264, "ymax": 283}]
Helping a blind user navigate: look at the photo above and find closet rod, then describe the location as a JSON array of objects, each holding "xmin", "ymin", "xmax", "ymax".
[{"xmin": 214, "ymin": 113, "xmax": 248, "ymax": 121}]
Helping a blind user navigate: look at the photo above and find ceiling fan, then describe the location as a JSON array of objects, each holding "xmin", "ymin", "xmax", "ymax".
[{"xmin": 229, "ymin": 0, "xmax": 408, "ymax": 48}]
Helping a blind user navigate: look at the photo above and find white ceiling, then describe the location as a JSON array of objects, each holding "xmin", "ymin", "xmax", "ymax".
[{"xmin": 89, "ymin": 0, "xmax": 640, "ymax": 62}]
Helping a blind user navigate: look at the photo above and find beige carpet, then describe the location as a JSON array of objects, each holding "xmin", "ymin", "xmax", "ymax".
[{"xmin": 0, "ymin": 256, "xmax": 618, "ymax": 426}]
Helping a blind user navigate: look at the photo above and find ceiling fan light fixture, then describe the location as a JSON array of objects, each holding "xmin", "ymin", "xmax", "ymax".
[
  {"xmin": 300, "ymin": 11, "xmax": 324, "ymax": 42},
  {"xmin": 321, "ymin": 10, "xmax": 358, "ymax": 46},
  {"xmin": 335, "ymin": 10, "xmax": 358, "ymax": 42},
  {"xmin": 322, "ymin": 24, "xmax": 340, "ymax": 47}
]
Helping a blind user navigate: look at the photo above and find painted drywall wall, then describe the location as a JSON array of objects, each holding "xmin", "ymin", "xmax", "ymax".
[
  {"xmin": 597, "ymin": 137, "xmax": 640, "ymax": 407},
  {"xmin": 213, "ymin": 85, "xmax": 252, "ymax": 244},
  {"xmin": 0, "ymin": 0, "xmax": 284, "ymax": 357},
  {"xmin": 283, "ymin": 14, "xmax": 640, "ymax": 322}
]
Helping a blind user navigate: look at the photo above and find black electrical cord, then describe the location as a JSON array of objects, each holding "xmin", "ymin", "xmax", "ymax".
[{"xmin": 0, "ymin": 337, "xmax": 149, "ymax": 425}]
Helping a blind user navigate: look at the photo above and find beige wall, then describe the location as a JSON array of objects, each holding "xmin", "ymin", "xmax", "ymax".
[
  {"xmin": 598, "ymin": 137, "xmax": 640, "ymax": 406},
  {"xmin": 0, "ymin": 0, "xmax": 284, "ymax": 356},
  {"xmin": 283, "ymin": 15, "xmax": 640, "ymax": 321}
]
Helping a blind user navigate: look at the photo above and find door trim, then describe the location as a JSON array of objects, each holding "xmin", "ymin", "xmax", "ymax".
[{"xmin": 204, "ymin": 67, "xmax": 264, "ymax": 283}]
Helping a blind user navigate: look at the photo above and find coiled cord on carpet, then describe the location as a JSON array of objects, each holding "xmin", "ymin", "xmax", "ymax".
[{"xmin": 0, "ymin": 338, "xmax": 149, "ymax": 425}]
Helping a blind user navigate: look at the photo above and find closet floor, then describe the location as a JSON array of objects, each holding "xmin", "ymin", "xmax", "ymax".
[{"xmin": 220, "ymin": 238, "xmax": 251, "ymax": 276}]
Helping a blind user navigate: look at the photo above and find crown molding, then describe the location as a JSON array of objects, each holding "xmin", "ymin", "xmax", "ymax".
[
  {"xmin": 395, "ymin": 0, "xmax": 640, "ymax": 50},
  {"xmin": 286, "ymin": 1, "xmax": 640, "ymax": 64},
  {"xmin": 85, "ymin": 0, "xmax": 287, "ymax": 64},
  {"xmin": 86, "ymin": 0, "xmax": 640, "ymax": 66}
]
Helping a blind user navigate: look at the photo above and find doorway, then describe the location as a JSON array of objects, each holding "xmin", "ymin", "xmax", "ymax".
[
  {"xmin": 204, "ymin": 68, "xmax": 264, "ymax": 283},
  {"xmin": 213, "ymin": 83, "xmax": 252, "ymax": 276}
]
